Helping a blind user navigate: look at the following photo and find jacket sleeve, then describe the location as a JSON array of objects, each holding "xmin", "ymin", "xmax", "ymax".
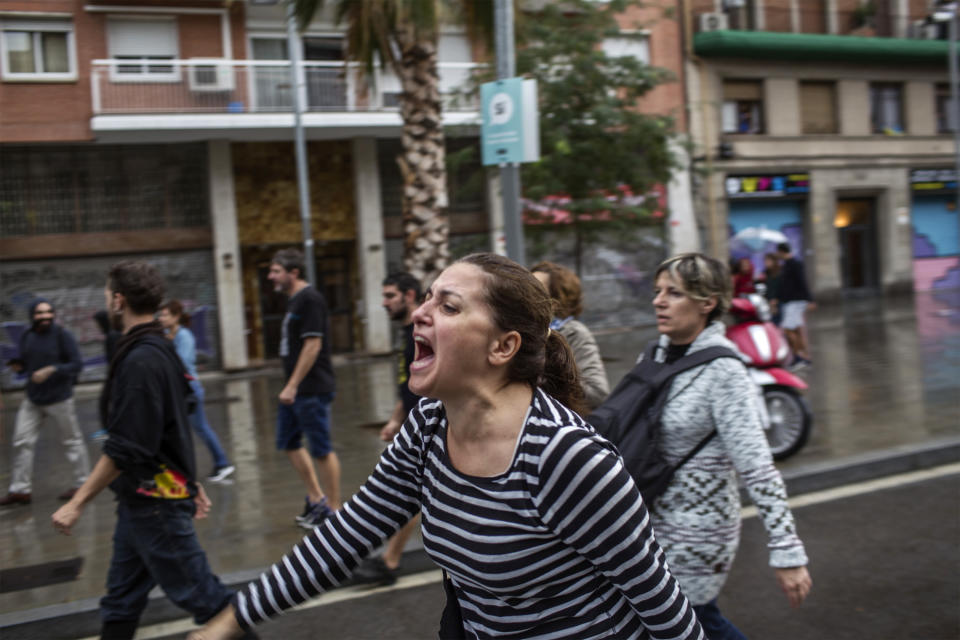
[
  {"xmin": 564, "ymin": 322, "xmax": 610, "ymax": 410},
  {"xmin": 102, "ymin": 359, "xmax": 166, "ymax": 472},
  {"xmin": 707, "ymin": 358, "xmax": 808, "ymax": 569},
  {"xmin": 54, "ymin": 328, "xmax": 83, "ymax": 378},
  {"xmin": 534, "ymin": 427, "xmax": 703, "ymax": 640}
]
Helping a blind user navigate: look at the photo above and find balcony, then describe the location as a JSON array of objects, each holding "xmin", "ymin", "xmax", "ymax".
[{"xmin": 90, "ymin": 59, "xmax": 482, "ymax": 141}]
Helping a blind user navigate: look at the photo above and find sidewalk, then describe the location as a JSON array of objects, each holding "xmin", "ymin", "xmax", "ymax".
[{"xmin": 1, "ymin": 290, "xmax": 957, "ymax": 637}]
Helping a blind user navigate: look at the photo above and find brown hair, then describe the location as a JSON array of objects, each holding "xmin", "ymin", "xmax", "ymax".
[
  {"xmin": 107, "ymin": 261, "xmax": 166, "ymax": 315},
  {"xmin": 459, "ymin": 253, "xmax": 585, "ymax": 414},
  {"xmin": 530, "ymin": 261, "xmax": 584, "ymax": 319},
  {"xmin": 655, "ymin": 253, "xmax": 732, "ymax": 324},
  {"xmin": 159, "ymin": 299, "xmax": 191, "ymax": 328}
]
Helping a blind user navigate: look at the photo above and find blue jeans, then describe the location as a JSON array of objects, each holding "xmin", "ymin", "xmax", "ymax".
[
  {"xmin": 101, "ymin": 500, "xmax": 232, "ymax": 628},
  {"xmin": 188, "ymin": 379, "xmax": 230, "ymax": 469},
  {"xmin": 693, "ymin": 599, "xmax": 748, "ymax": 640},
  {"xmin": 276, "ymin": 392, "xmax": 335, "ymax": 457}
]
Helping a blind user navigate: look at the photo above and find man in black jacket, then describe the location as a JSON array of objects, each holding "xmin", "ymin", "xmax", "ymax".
[
  {"xmin": 51, "ymin": 261, "xmax": 244, "ymax": 640},
  {"xmin": 1, "ymin": 299, "xmax": 90, "ymax": 506}
]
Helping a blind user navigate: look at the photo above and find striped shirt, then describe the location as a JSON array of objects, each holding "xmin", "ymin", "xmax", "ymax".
[{"xmin": 234, "ymin": 390, "xmax": 703, "ymax": 640}]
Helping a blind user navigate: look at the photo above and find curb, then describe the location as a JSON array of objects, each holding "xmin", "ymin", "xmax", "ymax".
[{"xmin": 3, "ymin": 438, "xmax": 959, "ymax": 638}]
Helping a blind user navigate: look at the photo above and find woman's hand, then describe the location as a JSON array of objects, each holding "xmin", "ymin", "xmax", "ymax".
[
  {"xmin": 775, "ymin": 566, "xmax": 812, "ymax": 608},
  {"xmin": 187, "ymin": 605, "xmax": 244, "ymax": 640}
]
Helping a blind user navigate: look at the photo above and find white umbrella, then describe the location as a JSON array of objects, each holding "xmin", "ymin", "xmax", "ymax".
[{"xmin": 730, "ymin": 227, "xmax": 788, "ymax": 252}]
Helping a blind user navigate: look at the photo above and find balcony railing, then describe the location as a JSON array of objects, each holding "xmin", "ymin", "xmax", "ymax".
[{"xmin": 90, "ymin": 59, "xmax": 482, "ymax": 115}]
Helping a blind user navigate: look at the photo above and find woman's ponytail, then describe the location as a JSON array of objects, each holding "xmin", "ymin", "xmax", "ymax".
[{"xmin": 540, "ymin": 330, "xmax": 585, "ymax": 416}]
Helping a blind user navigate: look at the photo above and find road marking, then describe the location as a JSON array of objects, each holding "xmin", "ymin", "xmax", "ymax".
[
  {"xmin": 742, "ymin": 462, "xmax": 960, "ymax": 519},
  {"xmin": 76, "ymin": 464, "xmax": 960, "ymax": 639},
  {"xmin": 76, "ymin": 570, "xmax": 444, "ymax": 640}
]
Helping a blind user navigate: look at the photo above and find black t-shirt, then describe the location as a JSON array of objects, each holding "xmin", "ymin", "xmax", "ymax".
[
  {"xmin": 280, "ymin": 285, "xmax": 336, "ymax": 395},
  {"xmin": 398, "ymin": 322, "xmax": 419, "ymax": 416},
  {"xmin": 779, "ymin": 257, "xmax": 812, "ymax": 303}
]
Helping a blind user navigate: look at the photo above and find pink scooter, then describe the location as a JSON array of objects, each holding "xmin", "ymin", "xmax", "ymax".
[{"xmin": 726, "ymin": 293, "xmax": 813, "ymax": 460}]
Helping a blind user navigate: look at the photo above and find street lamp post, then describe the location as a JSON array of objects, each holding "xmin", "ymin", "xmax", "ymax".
[{"xmin": 494, "ymin": 0, "xmax": 526, "ymax": 266}]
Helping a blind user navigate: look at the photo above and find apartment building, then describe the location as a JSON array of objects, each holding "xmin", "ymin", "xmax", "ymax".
[
  {"xmin": 686, "ymin": 0, "xmax": 957, "ymax": 300},
  {"xmin": 0, "ymin": 0, "xmax": 488, "ymax": 385},
  {"xmin": 1, "ymin": 0, "xmax": 698, "ymax": 384}
]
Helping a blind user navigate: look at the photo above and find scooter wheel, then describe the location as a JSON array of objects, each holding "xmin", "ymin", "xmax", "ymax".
[{"xmin": 763, "ymin": 386, "xmax": 812, "ymax": 461}]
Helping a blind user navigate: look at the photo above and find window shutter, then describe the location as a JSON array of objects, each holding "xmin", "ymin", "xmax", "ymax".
[
  {"xmin": 723, "ymin": 80, "xmax": 762, "ymax": 101},
  {"xmin": 800, "ymin": 82, "xmax": 836, "ymax": 134},
  {"xmin": 108, "ymin": 19, "xmax": 177, "ymax": 58}
]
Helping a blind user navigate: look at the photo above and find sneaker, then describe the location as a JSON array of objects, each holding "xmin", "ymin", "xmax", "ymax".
[
  {"xmin": 352, "ymin": 555, "xmax": 397, "ymax": 587},
  {"xmin": 788, "ymin": 357, "xmax": 811, "ymax": 372},
  {"xmin": 207, "ymin": 465, "xmax": 235, "ymax": 483},
  {"xmin": 0, "ymin": 492, "xmax": 31, "ymax": 507},
  {"xmin": 89, "ymin": 429, "xmax": 108, "ymax": 442},
  {"xmin": 295, "ymin": 497, "xmax": 314, "ymax": 524},
  {"xmin": 297, "ymin": 497, "xmax": 334, "ymax": 530}
]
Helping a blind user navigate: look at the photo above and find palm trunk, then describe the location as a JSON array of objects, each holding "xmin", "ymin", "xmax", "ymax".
[{"xmin": 394, "ymin": 36, "xmax": 449, "ymax": 284}]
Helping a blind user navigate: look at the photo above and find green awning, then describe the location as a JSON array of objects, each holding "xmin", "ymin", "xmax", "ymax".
[{"xmin": 694, "ymin": 30, "xmax": 950, "ymax": 66}]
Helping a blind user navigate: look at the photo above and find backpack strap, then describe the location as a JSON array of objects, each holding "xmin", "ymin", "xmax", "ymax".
[
  {"xmin": 651, "ymin": 345, "xmax": 741, "ymax": 472},
  {"xmin": 651, "ymin": 345, "xmax": 740, "ymax": 389}
]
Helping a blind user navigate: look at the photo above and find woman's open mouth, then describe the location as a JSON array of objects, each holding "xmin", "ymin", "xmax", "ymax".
[{"xmin": 410, "ymin": 335, "xmax": 435, "ymax": 371}]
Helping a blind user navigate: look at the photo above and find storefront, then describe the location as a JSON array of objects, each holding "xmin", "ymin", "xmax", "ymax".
[
  {"xmin": 910, "ymin": 168, "xmax": 959, "ymax": 292},
  {"xmin": 725, "ymin": 173, "xmax": 809, "ymax": 274}
]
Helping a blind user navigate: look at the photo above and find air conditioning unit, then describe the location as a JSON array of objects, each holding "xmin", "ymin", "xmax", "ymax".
[
  {"xmin": 699, "ymin": 12, "xmax": 729, "ymax": 33},
  {"xmin": 723, "ymin": 0, "xmax": 746, "ymax": 8},
  {"xmin": 188, "ymin": 59, "xmax": 234, "ymax": 92}
]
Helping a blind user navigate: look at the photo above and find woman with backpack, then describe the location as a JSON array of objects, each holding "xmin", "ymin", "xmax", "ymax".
[
  {"xmin": 648, "ymin": 252, "xmax": 811, "ymax": 638},
  {"xmin": 189, "ymin": 253, "xmax": 705, "ymax": 640}
]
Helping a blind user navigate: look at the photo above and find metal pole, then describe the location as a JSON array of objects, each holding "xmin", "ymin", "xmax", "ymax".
[
  {"xmin": 494, "ymin": 0, "xmax": 526, "ymax": 266},
  {"xmin": 950, "ymin": 11, "xmax": 960, "ymax": 219},
  {"xmin": 287, "ymin": 3, "xmax": 317, "ymax": 285}
]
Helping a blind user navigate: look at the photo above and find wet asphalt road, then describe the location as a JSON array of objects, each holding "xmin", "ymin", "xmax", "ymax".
[{"xmin": 149, "ymin": 471, "xmax": 959, "ymax": 640}]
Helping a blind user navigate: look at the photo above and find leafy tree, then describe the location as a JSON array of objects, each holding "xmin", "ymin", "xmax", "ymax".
[
  {"xmin": 291, "ymin": 0, "xmax": 493, "ymax": 282},
  {"xmin": 514, "ymin": 0, "xmax": 677, "ymax": 269}
]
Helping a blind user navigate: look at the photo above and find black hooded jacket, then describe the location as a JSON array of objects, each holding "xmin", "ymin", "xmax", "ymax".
[{"xmin": 101, "ymin": 322, "xmax": 197, "ymax": 501}]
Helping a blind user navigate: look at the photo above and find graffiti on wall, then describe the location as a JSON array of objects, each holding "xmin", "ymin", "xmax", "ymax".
[{"xmin": 1, "ymin": 251, "xmax": 220, "ymax": 391}]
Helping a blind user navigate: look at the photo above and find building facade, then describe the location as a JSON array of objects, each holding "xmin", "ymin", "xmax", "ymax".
[
  {"xmin": 0, "ymin": 0, "xmax": 491, "ymax": 387},
  {"xmin": 685, "ymin": 0, "xmax": 957, "ymax": 300}
]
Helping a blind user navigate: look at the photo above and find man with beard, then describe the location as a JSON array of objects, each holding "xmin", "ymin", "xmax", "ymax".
[
  {"xmin": 267, "ymin": 249, "xmax": 341, "ymax": 530},
  {"xmin": 51, "ymin": 261, "xmax": 252, "ymax": 640},
  {"xmin": 353, "ymin": 272, "xmax": 422, "ymax": 586},
  {"xmin": 1, "ymin": 299, "xmax": 90, "ymax": 506}
]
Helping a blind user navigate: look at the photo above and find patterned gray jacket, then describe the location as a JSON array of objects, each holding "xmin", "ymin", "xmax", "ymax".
[{"xmin": 644, "ymin": 321, "xmax": 808, "ymax": 605}]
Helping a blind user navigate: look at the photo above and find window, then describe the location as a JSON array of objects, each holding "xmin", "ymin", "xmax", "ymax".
[
  {"xmin": 870, "ymin": 83, "xmax": 903, "ymax": 134},
  {"xmin": 799, "ymin": 81, "xmax": 837, "ymax": 134},
  {"xmin": 0, "ymin": 18, "xmax": 75, "ymax": 81},
  {"xmin": 107, "ymin": 18, "xmax": 178, "ymax": 81},
  {"xmin": 936, "ymin": 84, "xmax": 954, "ymax": 134},
  {"xmin": 722, "ymin": 80, "xmax": 764, "ymax": 134}
]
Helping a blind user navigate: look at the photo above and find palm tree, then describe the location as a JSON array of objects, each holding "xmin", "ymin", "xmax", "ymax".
[{"xmin": 292, "ymin": 0, "xmax": 492, "ymax": 283}]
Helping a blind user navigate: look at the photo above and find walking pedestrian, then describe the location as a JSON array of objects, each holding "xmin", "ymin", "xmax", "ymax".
[
  {"xmin": 1, "ymin": 299, "xmax": 90, "ymax": 506},
  {"xmin": 267, "ymin": 249, "xmax": 341, "ymax": 529},
  {"xmin": 648, "ymin": 252, "xmax": 812, "ymax": 638},
  {"xmin": 158, "ymin": 300, "xmax": 235, "ymax": 483},
  {"xmin": 530, "ymin": 261, "xmax": 610, "ymax": 410},
  {"xmin": 776, "ymin": 242, "xmax": 815, "ymax": 368},
  {"xmin": 188, "ymin": 252, "xmax": 704, "ymax": 640},
  {"xmin": 51, "ymin": 261, "xmax": 254, "ymax": 640},
  {"xmin": 761, "ymin": 252, "xmax": 783, "ymax": 325},
  {"xmin": 353, "ymin": 271, "xmax": 423, "ymax": 586}
]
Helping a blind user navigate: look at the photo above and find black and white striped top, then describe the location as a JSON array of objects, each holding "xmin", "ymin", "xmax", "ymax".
[{"xmin": 234, "ymin": 390, "xmax": 703, "ymax": 640}]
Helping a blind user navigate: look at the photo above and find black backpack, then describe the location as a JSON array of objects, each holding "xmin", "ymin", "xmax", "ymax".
[{"xmin": 586, "ymin": 340, "xmax": 739, "ymax": 505}]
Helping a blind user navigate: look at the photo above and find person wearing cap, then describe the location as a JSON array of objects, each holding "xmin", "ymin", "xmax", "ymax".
[{"xmin": 1, "ymin": 299, "xmax": 91, "ymax": 506}]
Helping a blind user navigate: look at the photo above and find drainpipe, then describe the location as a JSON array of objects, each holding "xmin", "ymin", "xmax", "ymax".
[{"xmin": 683, "ymin": 0, "xmax": 720, "ymax": 256}]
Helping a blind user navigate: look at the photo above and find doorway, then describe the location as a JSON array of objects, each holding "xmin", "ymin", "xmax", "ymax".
[{"xmin": 835, "ymin": 198, "xmax": 880, "ymax": 292}]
